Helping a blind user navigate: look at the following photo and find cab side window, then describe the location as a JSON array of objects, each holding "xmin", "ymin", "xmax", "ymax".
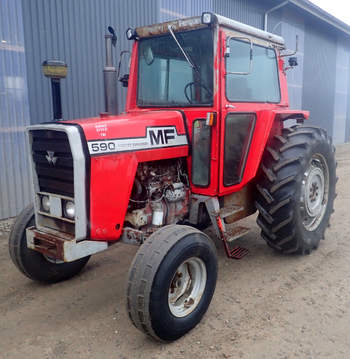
[
  {"xmin": 192, "ymin": 119, "xmax": 211, "ymax": 186},
  {"xmin": 226, "ymin": 39, "xmax": 280, "ymax": 103},
  {"xmin": 223, "ymin": 113, "xmax": 255, "ymax": 186}
]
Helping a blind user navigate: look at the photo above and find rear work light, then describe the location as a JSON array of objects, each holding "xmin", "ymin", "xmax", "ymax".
[
  {"xmin": 126, "ymin": 28, "xmax": 138, "ymax": 40},
  {"xmin": 201, "ymin": 12, "xmax": 214, "ymax": 25}
]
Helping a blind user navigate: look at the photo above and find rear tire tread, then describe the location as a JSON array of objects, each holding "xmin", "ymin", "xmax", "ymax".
[{"xmin": 256, "ymin": 125, "xmax": 336, "ymax": 254}]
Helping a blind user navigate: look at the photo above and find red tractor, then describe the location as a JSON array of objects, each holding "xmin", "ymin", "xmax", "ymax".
[{"xmin": 9, "ymin": 12, "xmax": 336, "ymax": 341}]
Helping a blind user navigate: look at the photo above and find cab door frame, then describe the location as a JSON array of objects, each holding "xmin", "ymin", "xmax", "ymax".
[{"xmin": 218, "ymin": 28, "xmax": 284, "ymax": 196}]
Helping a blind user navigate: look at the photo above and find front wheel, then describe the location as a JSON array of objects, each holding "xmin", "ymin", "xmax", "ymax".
[
  {"xmin": 255, "ymin": 125, "xmax": 337, "ymax": 254},
  {"xmin": 9, "ymin": 204, "xmax": 90, "ymax": 283},
  {"xmin": 126, "ymin": 225, "xmax": 218, "ymax": 341}
]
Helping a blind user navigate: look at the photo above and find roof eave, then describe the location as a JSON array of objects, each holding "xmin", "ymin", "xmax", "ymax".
[{"xmin": 290, "ymin": 0, "xmax": 350, "ymax": 37}]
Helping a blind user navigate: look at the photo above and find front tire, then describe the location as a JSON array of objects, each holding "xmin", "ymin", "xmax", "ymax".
[
  {"xmin": 126, "ymin": 225, "xmax": 218, "ymax": 341},
  {"xmin": 255, "ymin": 125, "xmax": 336, "ymax": 254},
  {"xmin": 9, "ymin": 204, "xmax": 90, "ymax": 283}
]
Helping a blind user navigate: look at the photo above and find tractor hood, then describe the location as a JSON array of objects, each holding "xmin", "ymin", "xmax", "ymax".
[{"xmin": 66, "ymin": 110, "xmax": 189, "ymax": 156}]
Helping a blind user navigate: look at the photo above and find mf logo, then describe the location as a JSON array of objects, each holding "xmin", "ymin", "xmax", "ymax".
[
  {"xmin": 46, "ymin": 151, "xmax": 58, "ymax": 165},
  {"xmin": 149, "ymin": 128, "xmax": 175, "ymax": 145}
]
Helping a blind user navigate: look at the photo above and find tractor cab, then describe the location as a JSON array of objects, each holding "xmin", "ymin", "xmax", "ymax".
[{"xmin": 125, "ymin": 13, "xmax": 295, "ymax": 197}]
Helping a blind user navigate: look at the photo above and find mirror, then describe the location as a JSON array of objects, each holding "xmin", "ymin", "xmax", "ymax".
[
  {"xmin": 117, "ymin": 50, "xmax": 131, "ymax": 87},
  {"xmin": 142, "ymin": 45, "xmax": 154, "ymax": 65},
  {"xmin": 119, "ymin": 74, "xmax": 129, "ymax": 87},
  {"xmin": 225, "ymin": 37, "xmax": 253, "ymax": 75},
  {"xmin": 108, "ymin": 26, "xmax": 117, "ymax": 46}
]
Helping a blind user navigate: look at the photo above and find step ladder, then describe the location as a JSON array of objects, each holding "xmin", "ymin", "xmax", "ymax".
[
  {"xmin": 216, "ymin": 216, "xmax": 250, "ymax": 259},
  {"xmin": 190, "ymin": 195, "xmax": 251, "ymax": 259}
]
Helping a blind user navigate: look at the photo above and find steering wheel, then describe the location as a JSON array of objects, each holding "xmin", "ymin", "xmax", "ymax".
[{"xmin": 184, "ymin": 82, "xmax": 212, "ymax": 104}]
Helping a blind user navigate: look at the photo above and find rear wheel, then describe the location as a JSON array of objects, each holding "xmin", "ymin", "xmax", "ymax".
[
  {"xmin": 126, "ymin": 225, "xmax": 218, "ymax": 341},
  {"xmin": 255, "ymin": 125, "xmax": 337, "ymax": 254},
  {"xmin": 9, "ymin": 204, "xmax": 90, "ymax": 283}
]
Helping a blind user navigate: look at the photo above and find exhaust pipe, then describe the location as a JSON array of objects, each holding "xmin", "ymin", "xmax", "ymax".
[{"xmin": 103, "ymin": 27, "xmax": 118, "ymax": 115}]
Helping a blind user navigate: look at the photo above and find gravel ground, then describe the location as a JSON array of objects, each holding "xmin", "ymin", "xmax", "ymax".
[{"xmin": 0, "ymin": 143, "xmax": 349, "ymax": 359}]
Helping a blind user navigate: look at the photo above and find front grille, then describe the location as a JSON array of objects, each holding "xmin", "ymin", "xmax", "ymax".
[{"xmin": 30, "ymin": 130, "xmax": 74, "ymax": 197}]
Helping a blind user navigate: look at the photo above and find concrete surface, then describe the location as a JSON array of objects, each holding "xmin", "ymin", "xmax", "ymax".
[{"xmin": 0, "ymin": 143, "xmax": 349, "ymax": 359}]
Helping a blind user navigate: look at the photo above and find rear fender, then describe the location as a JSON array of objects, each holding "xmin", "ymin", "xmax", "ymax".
[{"xmin": 272, "ymin": 109, "xmax": 309, "ymax": 123}]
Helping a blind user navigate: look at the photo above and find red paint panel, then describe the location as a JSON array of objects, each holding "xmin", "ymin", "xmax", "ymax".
[
  {"xmin": 66, "ymin": 110, "xmax": 187, "ymax": 141},
  {"xmin": 89, "ymin": 153, "xmax": 138, "ymax": 240},
  {"xmin": 89, "ymin": 145, "xmax": 188, "ymax": 241}
]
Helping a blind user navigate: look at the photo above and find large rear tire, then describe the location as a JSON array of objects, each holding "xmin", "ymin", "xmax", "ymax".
[
  {"xmin": 9, "ymin": 204, "xmax": 90, "ymax": 283},
  {"xmin": 126, "ymin": 225, "xmax": 218, "ymax": 341},
  {"xmin": 255, "ymin": 125, "xmax": 337, "ymax": 254}
]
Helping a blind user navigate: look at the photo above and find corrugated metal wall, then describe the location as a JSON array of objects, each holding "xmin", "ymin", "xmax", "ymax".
[
  {"xmin": 1, "ymin": 0, "xmax": 350, "ymax": 219},
  {"xmin": 159, "ymin": 0, "xmax": 277, "ymax": 29},
  {"xmin": 160, "ymin": 0, "xmax": 213, "ymax": 21},
  {"xmin": 0, "ymin": 0, "xmax": 32, "ymax": 218},
  {"xmin": 347, "ymin": 55, "xmax": 350, "ymax": 142},
  {"xmin": 333, "ymin": 35, "xmax": 350, "ymax": 144},
  {"xmin": 281, "ymin": 7, "xmax": 305, "ymax": 110},
  {"xmin": 302, "ymin": 16, "xmax": 337, "ymax": 136},
  {"xmin": 214, "ymin": 0, "xmax": 273, "ymax": 29},
  {"xmin": 22, "ymin": 0, "xmax": 159, "ymax": 124}
]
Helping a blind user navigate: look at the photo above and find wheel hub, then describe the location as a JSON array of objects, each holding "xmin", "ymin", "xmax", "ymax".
[
  {"xmin": 305, "ymin": 166, "xmax": 324, "ymax": 217},
  {"xmin": 168, "ymin": 257, "xmax": 207, "ymax": 318},
  {"xmin": 301, "ymin": 154, "xmax": 329, "ymax": 231}
]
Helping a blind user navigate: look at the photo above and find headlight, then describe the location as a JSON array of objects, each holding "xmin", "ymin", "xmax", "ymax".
[
  {"xmin": 64, "ymin": 201, "xmax": 75, "ymax": 219},
  {"xmin": 41, "ymin": 195, "xmax": 50, "ymax": 212}
]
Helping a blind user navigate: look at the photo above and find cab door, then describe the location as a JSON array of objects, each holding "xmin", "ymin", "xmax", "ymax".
[{"xmin": 218, "ymin": 31, "xmax": 282, "ymax": 196}]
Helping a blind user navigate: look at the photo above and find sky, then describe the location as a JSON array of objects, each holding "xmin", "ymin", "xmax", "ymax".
[{"xmin": 310, "ymin": 0, "xmax": 350, "ymax": 25}]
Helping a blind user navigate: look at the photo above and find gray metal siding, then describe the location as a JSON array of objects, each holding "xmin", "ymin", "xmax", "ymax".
[
  {"xmin": 302, "ymin": 17, "xmax": 337, "ymax": 136},
  {"xmin": 281, "ymin": 7, "xmax": 305, "ymax": 110},
  {"xmin": 213, "ymin": 0, "xmax": 275, "ymax": 29},
  {"xmin": 0, "ymin": 0, "xmax": 32, "ymax": 219},
  {"xmin": 160, "ymin": 0, "xmax": 213, "ymax": 21},
  {"xmin": 347, "ymin": 55, "xmax": 350, "ymax": 142},
  {"xmin": 333, "ymin": 36, "xmax": 350, "ymax": 144},
  {"xmin": 159, "ymin": 0, "xmax": 279, "ymax": 28},
  {"xmin": 22, "ymin": 0, "xmax": 159, "ymax": 124}
]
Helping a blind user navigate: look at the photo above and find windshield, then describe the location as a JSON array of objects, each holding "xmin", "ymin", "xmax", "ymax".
[{"xmin": 137, "ymin": 28, "xmax": 214, "ymax": 107}]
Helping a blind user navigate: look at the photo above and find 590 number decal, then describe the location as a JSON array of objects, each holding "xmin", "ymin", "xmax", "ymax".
[{"xmin": 90, "ymin": 142, "xmax": 116, "ymax": 153}]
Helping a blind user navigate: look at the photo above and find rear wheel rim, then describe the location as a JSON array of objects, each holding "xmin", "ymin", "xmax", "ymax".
[
  {"xmin": 168, "ymin": 257, "xmax": 207, "ymax": 318},
  {"xmin": 300, "ymin": 153, "xmax": 329, "ymax": 231}
]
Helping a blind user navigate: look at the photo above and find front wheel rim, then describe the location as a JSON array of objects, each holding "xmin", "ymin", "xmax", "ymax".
[
  {"xmin": 168, "ymin": 257, "xmax": 207, "ymax": 318},
  {"xmin": 300, "ymin": 153, "xmax": 329, "ymax": 231},
  {"xmin": 43, "ymin": 254, "xmax": 64, "ymax": 264}
]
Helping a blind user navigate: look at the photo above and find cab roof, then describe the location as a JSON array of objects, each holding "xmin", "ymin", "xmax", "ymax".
[{"xmin": 135, "ymin": 12, "xmax": 285, "ymax": 48}]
